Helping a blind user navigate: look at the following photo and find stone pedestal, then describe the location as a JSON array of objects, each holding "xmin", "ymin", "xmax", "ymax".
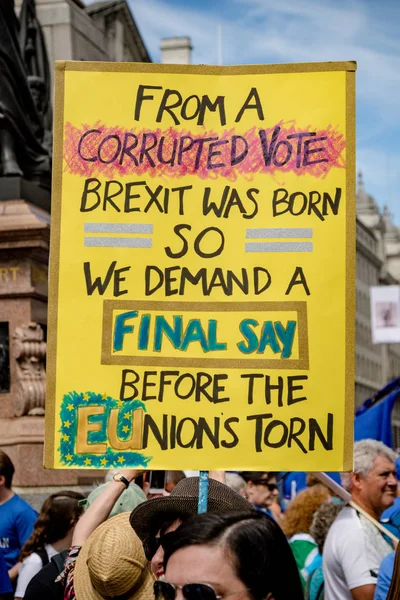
[
  {"xmin": 0, "ymin": 181, "xmax": 101, "ymax": 508},
  {"xmin": 0, "ymin": 177, "xmax": 50, "ymax": 211},
  {"xmin": 0, "ymin": 191, "xmax": 50, "ymax": 420}
]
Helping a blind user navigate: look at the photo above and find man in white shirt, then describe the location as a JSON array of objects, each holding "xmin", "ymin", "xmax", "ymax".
[{"xmin": 323, "ymin": 439, "xmax": 397, "ymax": 600}]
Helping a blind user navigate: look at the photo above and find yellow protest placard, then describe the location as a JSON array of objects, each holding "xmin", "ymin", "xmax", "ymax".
[{"xmin": 45, "ymin": 61, "xmax": 356, "ymax": 471}]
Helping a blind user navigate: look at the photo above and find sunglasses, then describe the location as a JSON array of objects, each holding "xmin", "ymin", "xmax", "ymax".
[
  {"xmin": 252, "ymin": 479, "xmax": 277, "ymax": 491},
  {"xmin": 154, "ymin": 581, "xmax": 249, "ymax": 600},
  {"xmin": 143, "ymin": 532, "xmax": 175, "ymax": 561}
]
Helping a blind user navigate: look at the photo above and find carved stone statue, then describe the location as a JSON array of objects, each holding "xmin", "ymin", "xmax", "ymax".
[
  {"xmin": 13, "ymin": 321, "xmax": 46, "ymax": 417},
  {"xmin": 19, "ymin": 0, "xmax": 52, "ymax": 153},
  {"xmin": 0, "ymin": 0, "xmax": 50, "ymax": 181}
]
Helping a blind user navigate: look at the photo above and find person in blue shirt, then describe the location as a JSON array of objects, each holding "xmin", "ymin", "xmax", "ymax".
[
  {"xmin": 375, "ymin": 460, "xmax": 400, "ymax": 600},
  {"xmin": 0, "ymin": 451, "xmax": 37, "ymax": 585},
  {"xmin": 374, "ymin": 551, "xmax": 395, "ymax": 600}
]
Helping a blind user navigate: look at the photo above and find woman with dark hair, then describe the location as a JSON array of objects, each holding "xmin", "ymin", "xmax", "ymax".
[
  {"xmin": 14, "ymin": 491, "xmax": 84, "ymax": 598},
  {"xmin": 156, "ymin": 511, "xmax": 303, "ymax": 600}
]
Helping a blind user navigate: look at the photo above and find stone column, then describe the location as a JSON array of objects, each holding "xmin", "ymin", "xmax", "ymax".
[{"xmin": 0, "ymin": 192, "xmax": 102, "ymax": 509}]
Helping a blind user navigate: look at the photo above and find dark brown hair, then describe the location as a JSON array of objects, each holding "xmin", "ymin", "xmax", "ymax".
[
  {"xmin": 241, "ymin": 471, "xmax": 277, "ymax": 483},
  {"xmin": 0, "ymin": 450, "xmax": 14, "ymax": 489},
  {"xmin": 20, "ymin": 491, "xmax": 84, "ymax": 561},
  {"xmin": 163, "ymin": 511, "xmax": 303, "ymax": 600}
]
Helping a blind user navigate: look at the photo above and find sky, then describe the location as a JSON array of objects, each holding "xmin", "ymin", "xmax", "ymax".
[{"xmin": 92, "ymin": 0, "xmax": 400, "ymax": 224}]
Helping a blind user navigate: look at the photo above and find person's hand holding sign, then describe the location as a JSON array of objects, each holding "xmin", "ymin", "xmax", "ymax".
[{"xmin": 72, "ymin": 469, "xmax": 147, "ymax": 547}]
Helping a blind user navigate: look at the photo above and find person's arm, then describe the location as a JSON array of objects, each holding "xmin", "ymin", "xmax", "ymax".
[
  {"xmin": 72, "ymin": 469, "xmax": 144, "ymax": 546},
  {"xmin": 14, "ymin": 554, "xmax": 43, "ymax": 600},
  {"xmin": 16, "ymin": 507, "xmax": 38, "ymax": 549},
  {"xmin": 7, "ymin": 561, "xmax": 20, "ymax": 583},
  {"xmin": 60, "ymin": 470, "xmax": 145, "ymax": 600},
  {"xmin": 11, "ymin": 505, "xmax": 38, "ymax": 583},
  {"xmin": 351, "ymin": 584, "xmax": 376, "ymax": 600}
]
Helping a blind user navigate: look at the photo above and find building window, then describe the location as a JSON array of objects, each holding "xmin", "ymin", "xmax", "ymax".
[
  {"xmin": 393, "ymin": 421, "xmax": 400, "ymax": 454},
  {"xmin": 0, "ymin": 322, "xmax": 10, "ymax": 393}
]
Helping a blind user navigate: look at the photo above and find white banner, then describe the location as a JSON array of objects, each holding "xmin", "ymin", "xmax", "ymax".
[{"xmin": 370, "ymin": 286, "xmax": 400, "ymax": 344}]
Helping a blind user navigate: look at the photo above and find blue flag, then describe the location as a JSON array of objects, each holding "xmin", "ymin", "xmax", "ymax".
[
  {"xmin": 282, "ymin": 471, "xmax": 342, "ymax": 498},
  {"xmin": 355, "ymin": 377, "xmax": 400, "ymax": 446},
  {"xmin": 282, "ymin": 378, "xmax": 400, "ymax": 498}
]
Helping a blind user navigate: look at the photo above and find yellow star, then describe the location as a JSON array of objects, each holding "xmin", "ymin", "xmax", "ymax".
[
  {"xmin": 84, "ymin": 458, "xmax": 91, "ymax": 466},
  {"xmin": 123, "ymin": 412, "xmax": 131, "ymax": 420},
  {"xmin": 65, "ymin": 453, "xmax": 73, "ymax": 461},
  {"xmin": 122, "ymin": 425, "xmax": 129, "ymax": 433},
  {"xmin": 83, "ymin": 393, "xmax": 90, "ymax": 401},
  {"xmin": 116, "ymin": 399, "xmax": 123, "ymax": 408},
  {"xmin": 117, "ymin": 456, "xmax": 124, "ymax": 464},
  {"xmin": 62, "ymin": 434, "xmax": 70, "ymax": 442},
  {"xmin": 102, "ymin": 393, "xmax": 108, "ymax": 401},
  {"xmin": 100, "ymin": 457, "xmax": 107, "ymax": 466},
  {"xmin": 64, "ymin": 420, "xmax": 71, "ymax": 428},
  {"xmin": 67, "ymin": 404, "xmax": 74, "ymax": 411}
]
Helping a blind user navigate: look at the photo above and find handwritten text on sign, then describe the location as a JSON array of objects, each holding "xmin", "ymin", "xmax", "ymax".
[{"xmin": 45, "ymin": 62, "xmax": 355, "ymax": 471}]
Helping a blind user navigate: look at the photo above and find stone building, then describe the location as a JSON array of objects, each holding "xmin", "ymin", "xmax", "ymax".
[
  {"xmin": 0, "ymin": 0, "xmax": 150, "ymax": 506},
  {"xmin": 15, "ymin": 0, "xmax": 150, "ymax": 70},
  {"xmin": 384, "ymin": 206, "xmax": 400, "ymax": 284},
  {"xmin": 355, "ymin": 172, "xmax": 400, "ymax": 444}
]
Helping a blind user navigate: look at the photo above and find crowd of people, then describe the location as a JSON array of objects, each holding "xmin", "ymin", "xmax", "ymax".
[{"xmin": 1, "ymin": 440, "xmax": 400, "ymax": 599}]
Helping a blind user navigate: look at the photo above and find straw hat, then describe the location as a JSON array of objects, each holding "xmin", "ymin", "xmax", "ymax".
[
  {"xmin": 74, "ymin": 513, "xmax": 154, "ymax": 600},
  {"xmin": 130, "ymin": 476, "xmax": 254, "ymax": 541}
]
